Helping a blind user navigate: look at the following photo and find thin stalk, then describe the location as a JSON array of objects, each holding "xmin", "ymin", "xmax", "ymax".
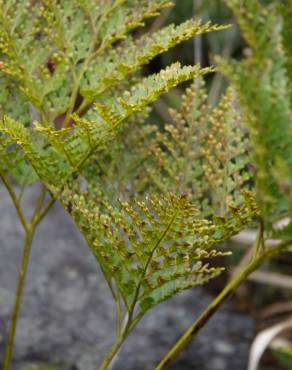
[
  {"xmin": 2, "ymin": 227, "xmax": 36, "ymax": 370},
  {"xmin": 0, "ymin": 171, "xmax": 28, "ymax": 233},
  {"xmin": 32, "ymin": 197, "xmax": 55, "ymax": 226},
  {"xmin": 31, "ymin": 185, "xmax": 47, "ymax": 219},
  {"xmin": 1, "ymin": 190, "xmax": 55, "ymax": 370},
  {"xmin": 99, "ymin": 334, "xmax": 126, "ymax": 370},
  {"xmin": 99, "ymin": 311, "xmax": 142, "ymax": 370},
  {"xmin": 105, "ymin": 280, "xmax": 123, "ymax": 338},
  {"xmin": 155, "ymin": 240, "xmax": 291, "ymax": 369},
  {"xmin": 115, "ymin": 294, "xmax": 123, "ymax": 339}
]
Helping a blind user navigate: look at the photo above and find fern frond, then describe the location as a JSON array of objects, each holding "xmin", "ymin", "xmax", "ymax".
[
  {"xmin": 79, "ymin": 78, "xmax": 251, "ymax": 220},
  {"xmin": 81, "ymin": 20, "xmax": 228, "ymax": 100},
  {"xmin": 0, "ymin": 1, "xmax": 256, "ymax": 336},
  {"xmin": 0, "ymin": 0, "xmax": 226, "ymax": 127},
  {"xmin": 0, "ymin": 0, "xmax": 71, "ymax": 117},
  {"xmin": 0, "ymin": 0, "xmax": 175, "ymax": 120},
  {"xmin": 57, "ymin": 184, "xmax": 258, "ymax": 316},
  {"xmin": 94, "ymin": 64, "xmax": 214, "ymax": 125}
]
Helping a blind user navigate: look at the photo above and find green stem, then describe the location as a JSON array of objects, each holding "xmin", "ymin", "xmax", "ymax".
[
  {"xmin": 32, "ymin": 197, "xmax": 55, "ymax": 226},
  {"xmin": 99, "ymin": 334, "xmax": 126, "ymax": 370},
  {"xmin": 99, "ymin": 310, "xmax": 143, "ymax": 370},
  {"xmin": 2, "ymin": 227, "xmax": 36, "ymax": 370},
  {"xmin": 1, "ymin": 192, "xmax": 54, "ymax": 370},
  {"xmin": 155, "ymin": 240, "xmax": 291, "ymax": 370},
  {"xmin": 0, "ymin": 171, "xmax": 28, "ymax": 233}
]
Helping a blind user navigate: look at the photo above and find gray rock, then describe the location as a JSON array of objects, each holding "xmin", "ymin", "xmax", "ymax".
[{"xmin": 0, "ymin": 186, "xmax": 254, "ymax": 370}]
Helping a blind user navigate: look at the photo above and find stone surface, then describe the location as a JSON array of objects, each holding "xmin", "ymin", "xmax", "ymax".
[{"xmin": 0, "ymin": 185, "xmax": 254, "ymax": 370}]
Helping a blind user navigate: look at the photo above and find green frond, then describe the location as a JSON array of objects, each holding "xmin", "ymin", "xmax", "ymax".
[
  {"xmin": 56, "ymin": 184, "xmax": 258, "ymax": 316},
  {"xmin": 224, "ymin": 0, "xmax": 274, "ymax": 54},
  {"xmin": 94, "ymin": 63, "xmax": 215, "ymax": 125},
  {"xmin": 81, "ymin": 20, "xmax": 228, "ymax": 100},
  {"xmin": 0, "ymin": 0, "xmax": 71, "ymax": 117},
  {"xmin": 0, "ymin": 0, "xmax": 226, "ymax": 187},
  {"xmin": 79, "ymin": 78, "xmax": 251, "ymax": 220},
  {"xmin": 24, "ymin": 64, "xmax": 212, "ymax": 174}
]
